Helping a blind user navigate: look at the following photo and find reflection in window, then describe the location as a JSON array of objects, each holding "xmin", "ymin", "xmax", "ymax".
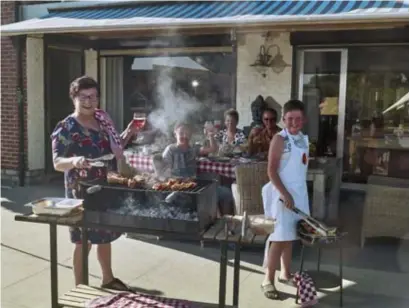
[
  {"xmin": 344, "ymin": 46, "xmax": 409, "ymax": 183},
  {"xmin": 301, "ymin": 51, "xmax": 341, "ymax": 157},
  {"xmin": 122, "ymin": 53, "xmax": 234, "ymax": 133}
]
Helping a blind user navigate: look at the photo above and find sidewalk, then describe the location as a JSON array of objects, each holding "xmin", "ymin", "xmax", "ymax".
[{"xmin": 1, "ymin": 185, "xmax": 409, "ymax": 308}]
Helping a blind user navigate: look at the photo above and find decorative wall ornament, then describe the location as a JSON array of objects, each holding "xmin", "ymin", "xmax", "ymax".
[{"xmin": 250, "ymin": 32, "xmax": 290, "ymax": 77}]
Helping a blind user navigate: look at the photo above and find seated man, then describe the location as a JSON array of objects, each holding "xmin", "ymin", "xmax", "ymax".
[{"xmin": 162, "ymin": 122, "xmax": 234, "ymax": 215}]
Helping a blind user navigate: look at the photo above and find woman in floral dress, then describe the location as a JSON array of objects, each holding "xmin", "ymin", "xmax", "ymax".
[
  {"xmin": 52, "ymin": 76, "xmax": 137, "ymax": 290},
  {"xmin": 215, "ymin": 108, "xmax": 247, "ymax": 146}
]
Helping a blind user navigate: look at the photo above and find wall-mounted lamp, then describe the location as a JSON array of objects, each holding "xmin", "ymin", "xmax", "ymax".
[{"xmin": 250, "ymin": 44, "xmax": 290, "ymax": 77}]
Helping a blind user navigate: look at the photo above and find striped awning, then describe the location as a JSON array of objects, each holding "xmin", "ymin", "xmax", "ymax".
[{"xmin": 2, "ymin": 0, "xmax": 409, "ymax": 36}]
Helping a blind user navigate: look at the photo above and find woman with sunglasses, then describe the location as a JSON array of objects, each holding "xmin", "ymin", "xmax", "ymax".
[{"xmin": 248, "ymin": 108, "xmax": 280, "ymax": 157}]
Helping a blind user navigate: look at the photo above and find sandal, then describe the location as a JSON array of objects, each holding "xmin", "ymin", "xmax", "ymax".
[
  {"xmin": 101, "ymin": 278, "xmax": 131, "ymax": 292},
  {"xmin": 261, "ymin": 283, "xmax": 280, "ymax": 300},
  {"xmin": 278, "ymin": 274, "xmax": 295, "ymax": 287}
]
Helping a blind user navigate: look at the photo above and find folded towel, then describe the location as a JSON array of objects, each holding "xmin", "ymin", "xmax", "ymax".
[
  {"xmin": 294, "ymin": 271, "xmax": 318, "ymax": 307},
  {"xmin": 94, "ymin": 109, "xmax": 123, "ymax": 160},
  {"xmin": 86, "ymin": 291, "xmax": 193, "ymax": 308}
]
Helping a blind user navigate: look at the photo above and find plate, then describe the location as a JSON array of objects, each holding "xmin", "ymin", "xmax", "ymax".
[{"xmin": 27, "ymin": 198, "xmax": 83, "ymax": 216}]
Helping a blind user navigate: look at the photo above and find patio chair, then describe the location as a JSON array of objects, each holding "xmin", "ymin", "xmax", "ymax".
[
  {"xmin": 361, "ymin": 175, "xmax": 409, "ymax": 247},
  {"xmin": 232, "ymin": 162, "xmax": 269, "ymax": 215}
]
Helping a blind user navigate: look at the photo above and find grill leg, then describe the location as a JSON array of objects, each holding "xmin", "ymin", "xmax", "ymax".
[
  {"xmin": 219, "ymin": 241, "xmax": 228, "ymax": 308},
  {"xmin": 295, "ymin": 244, "xmax": 305, "ymax": 304},
  {"xmin": 339, "ymin": 245, "xmax": 343, "ymax": 307},
  {"xmin": 233, "ymin": 243, "xmax": 240, "ymax": 307},
  {"xmin": 49, "ymin": 223, "xmax": 58, "ymax": 308}
]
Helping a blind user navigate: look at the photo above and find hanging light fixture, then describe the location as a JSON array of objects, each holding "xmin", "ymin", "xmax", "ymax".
[
  {"xmin": 250, "ymin": 45, "xmax": 272, "ymax": 78},
  {"xmin": 270, "ymin": 50, "xmax": 290, "ymax": 74},
  {"xmin": 250, "ymin": 44, "xmax": 290, "ymax": 77}
]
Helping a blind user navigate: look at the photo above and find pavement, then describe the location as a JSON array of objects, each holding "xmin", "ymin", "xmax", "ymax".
[{"xmin": 1, "ymin": 184, "xmax": 409, "ymax": 308}]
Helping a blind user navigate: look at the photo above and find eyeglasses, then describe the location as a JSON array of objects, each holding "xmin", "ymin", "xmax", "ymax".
[
  {"xmin": 78, "ymin": 94, "xmax": 99, "ymax": 102},
  {"xmin": 263, "ymin": 117, "xmax": 276, "ymax": 122}
]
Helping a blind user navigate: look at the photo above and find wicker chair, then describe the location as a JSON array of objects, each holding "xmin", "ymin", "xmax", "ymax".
[
  {"xmin": 361, "ymin": 176, "xmax": 409, "ymax": 247},
  {"xmin": 232, "ymin": 162, "xmax": 269, "ymax": 215}
]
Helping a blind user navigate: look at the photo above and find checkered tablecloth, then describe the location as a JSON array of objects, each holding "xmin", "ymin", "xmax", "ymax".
[
  {"xmin": 124, "ymin": 151, "xmax": 236, "ymax": 179},
  {"xmin": 86, "ymin": 292, "xmax": 193, "ymax": 308}
]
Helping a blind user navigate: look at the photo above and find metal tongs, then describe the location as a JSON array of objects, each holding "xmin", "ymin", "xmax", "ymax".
[
  {"xmin": 87, "ymin": 154, "xmax": 116, "ymax": 167},
  {"xmin": 87, "ymin": 154, "xmax": 115, "ymax": 162},
  {"xmin": 292, "ymin": 207, "xmax": 337, "ymax": 237}
]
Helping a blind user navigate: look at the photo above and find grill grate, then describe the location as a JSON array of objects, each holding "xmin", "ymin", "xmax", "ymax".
[{"xmin": 79, "ymin": 179, "xmax": 212, "ymax": 194}]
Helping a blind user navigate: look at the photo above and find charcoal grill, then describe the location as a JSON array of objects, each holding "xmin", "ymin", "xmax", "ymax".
[{"xmin": 78, "ymin": 179, "xmax": 218, "ymax": 235}]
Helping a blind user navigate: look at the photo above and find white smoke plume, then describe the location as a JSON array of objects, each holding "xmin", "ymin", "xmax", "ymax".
[{"xmin": 148, "ymin": 64, "xmax": 204, "ymax": 136}]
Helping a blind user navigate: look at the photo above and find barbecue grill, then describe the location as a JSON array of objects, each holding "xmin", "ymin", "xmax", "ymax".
[{"xmin": 78, "ymin": 179, "xmax": 218, "ymax": 235}]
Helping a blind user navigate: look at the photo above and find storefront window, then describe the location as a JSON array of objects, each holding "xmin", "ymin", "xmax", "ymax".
[
  {"xmin": 344, "ymin": 46, "xmax": 409, "ymax": 183},
  {"xmin": 122, "ymin": 53, "xmax": 234, "ymax": 130}
]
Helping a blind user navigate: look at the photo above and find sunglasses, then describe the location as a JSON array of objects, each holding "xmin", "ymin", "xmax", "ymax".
[{"xmin": 263, "ymin": 117, "xmax": 276, "ymax": 122}]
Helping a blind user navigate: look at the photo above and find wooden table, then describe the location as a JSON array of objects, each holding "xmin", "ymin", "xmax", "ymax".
[
  {"xmin": 202, "ymin": 218, "xmax": 270, "ymax": 308},
  {"xmin": 14, "ymin": 213, "xmax": 83, "ymax": 308},
  {"xmin": 15, "ymin": 212, "xmax": 269, "ymax": 308}
]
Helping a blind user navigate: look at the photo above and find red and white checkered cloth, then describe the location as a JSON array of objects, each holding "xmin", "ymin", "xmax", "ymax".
[
  {"xmin": 295, "ymin": 271, "xmax": 318, "ymax": 307},
  {"xmin": 124, "ymin": 151, "xmax": 236, "ymax": 179},
  {"xmin": 95, "ymin": 109, "xmax": 123, "ymax": 159},
  {"xmin": 86, "ymin": 292, "xmax": 194, "ymax": 308},
  {"xmin": 198, "ymin": 160, "xmax": 236, "ymax": 178}
]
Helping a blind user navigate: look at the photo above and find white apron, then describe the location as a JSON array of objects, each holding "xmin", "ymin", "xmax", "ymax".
[{"xmin": 262, "ymin": 129, "xmax": 310, "ymax": 267}]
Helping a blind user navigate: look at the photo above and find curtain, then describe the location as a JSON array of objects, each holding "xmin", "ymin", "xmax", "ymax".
[{"xmin": 104, "ymin": 57, "xmax": 124, "ymax": 131}]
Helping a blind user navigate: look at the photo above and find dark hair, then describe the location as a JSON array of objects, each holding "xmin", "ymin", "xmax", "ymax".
[
  {"xmin": 174, "ymin": 122, "xmax": 191, "ymax": 132},
  {"xmin": 283, "ymin": 99, "xmax": 305, "ymax": 115},
  {"xmin": 69, "ymin": 76, "xmax": 100, "ymax": 100},
  {"xmin": 262, "ymin": 107, "xmax": 277, "ymax": 118},
  {"xmin": 224, "ymin": 108, "xmax": 239, "ymax": 123}
]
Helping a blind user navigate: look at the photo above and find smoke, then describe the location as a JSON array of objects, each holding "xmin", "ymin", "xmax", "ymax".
[{"xmin": 148, "ymin": 68, "xmax": 203, "ymax": 136}]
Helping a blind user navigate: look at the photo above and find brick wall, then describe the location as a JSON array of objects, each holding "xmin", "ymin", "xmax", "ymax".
[{"xmin": 1, "ymin": 1, "xmax": 27, "ymax": 173}]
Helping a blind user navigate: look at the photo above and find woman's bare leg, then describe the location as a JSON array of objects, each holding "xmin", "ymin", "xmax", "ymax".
[
  {"xmin": 279, "ymin": 241, "xmax": 293, "ymax": 280},
  {"xmin": 73, "ymin": 243, "xmax": 92, "ymax": 285},
  {"xmin": 97, "ymin": 243, "xmax": 114, "ymax": 285},
  {"xmin": 264, "ymin": 241, "xmax": 283, "ymax": 285}
]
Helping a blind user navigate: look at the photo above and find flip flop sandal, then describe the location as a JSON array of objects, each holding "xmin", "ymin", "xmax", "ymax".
[
  {"xmin": 278, "ymin": 274, "xmax": 295, "ymax": 287},
  {"xmin": 101, "ymin": 278, "xmax": 131, "ymax": 292},
  {"xmin": 261, "ymin": 283, "xmax": 280, "ymax": 300}
]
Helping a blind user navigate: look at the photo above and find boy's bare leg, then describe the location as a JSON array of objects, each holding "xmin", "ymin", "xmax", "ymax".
[
  {"xmin": 263, "ymin": 241, "xmax": 283, "ymax": 285},
  {"xmin": 279, "ymin": 241, "xmax": 293, "ymax": 280}
]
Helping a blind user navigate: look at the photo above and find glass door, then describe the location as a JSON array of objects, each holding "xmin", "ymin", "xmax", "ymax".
[{"xmin": 297, "ymin": 49, "xmax": 348, "ymax": 159}]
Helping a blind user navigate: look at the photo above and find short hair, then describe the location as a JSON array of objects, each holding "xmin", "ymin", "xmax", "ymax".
[
  {"xmin": 69, "ymin": 76, "xmax": 100, "ymax": 100},
  {"xmin": 262, "ymin": 107, "xmax": 277, "ymax": 118},
  {"xmin": 283, "ymin": 99, "xmax": 305, "ymax": 115},
  {"xmin": 224, "ymin": 108, "xmax": 239, "ymax": 123},
  {"xmin": 174, "ymin": 122, "xmax": 191, "ymax": 132}
]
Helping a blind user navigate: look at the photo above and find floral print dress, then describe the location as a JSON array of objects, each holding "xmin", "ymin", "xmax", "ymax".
[
  {"xmin": 215, "ymin": 128, "xmax": 247, "ymax": 146},
  {"xmin": 51, "ymin": 115, "xmax": 121, "ymax": 244}
]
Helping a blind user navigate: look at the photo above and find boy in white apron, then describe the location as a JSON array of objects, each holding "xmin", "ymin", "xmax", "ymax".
[{"xmin": 261, "ymin": 100, "xmax": 310, "ymax": 300}]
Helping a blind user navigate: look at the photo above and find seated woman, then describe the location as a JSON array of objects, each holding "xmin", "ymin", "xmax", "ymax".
[
  {"xmin": 162, "ymin": 122, "xmax": 234, "ymax": 215},
  {"xmin": 215, "ymin": 109, "xmax": 247, "ymax": 146},
  {"xmin": 248, "ymin": 108, "xmax": 280, "ymax": 157}
]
